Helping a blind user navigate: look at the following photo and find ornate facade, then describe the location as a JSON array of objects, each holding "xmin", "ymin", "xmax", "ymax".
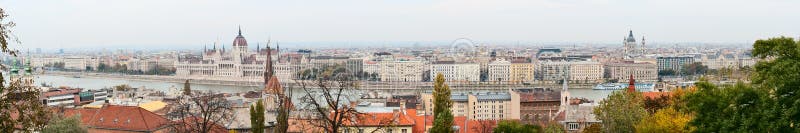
[{"xmin": 175, "ymin": 28, "xmax": 292, "ymax": 82}]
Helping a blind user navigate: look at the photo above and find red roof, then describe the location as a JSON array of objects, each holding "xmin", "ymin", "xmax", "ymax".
[
  {"xmin": 343, "ymin": 110, "xmax": 415, "ymax": 127},
  {"xmin": 411, "ymin": 111, "xmax": 500, "ymax": 133},
  {"xmin": 64, "ymin": 105, "xmax": 173, "ymax": 132},
  {"xmin": 174, "ymin": 116, "xmax": 229, "ymax": 133}
]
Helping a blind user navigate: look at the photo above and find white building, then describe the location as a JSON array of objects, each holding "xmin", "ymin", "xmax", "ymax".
[
  {"xmin": 421, "ymin": 90, "xmax": 521, "ymax": 120},
  {"xmin": 430, "ymin": 61, "xmax": 480, "ymax": 82},
  {"xmin": 175, "ymin": 28, "xmax": 281, "ymax": 82},
  {"xmin": 488, "ymin": 58, "xmax": 511, "ymax": 82},
  {"xmin": 379, "ymin": 60, "xmax": 425, "ymax": 82},
  {"xmin": 604, "ymin": 62, "xmax": 658, "ymax": 82},
  {"xmin": 539, "ymin": 61, "xmax": 603, "ymax": 83},
  {"xmin": 702, "ymin": 54, "xmax": 739, "ymax": 70}
]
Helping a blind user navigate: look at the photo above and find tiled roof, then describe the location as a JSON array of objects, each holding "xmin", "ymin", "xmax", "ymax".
[
  {"xmin": 475, "ymin": 93, "xmax": 511, "ymax": 101},
  {"xmin": 64, "ymin": 105, "xmax": 173, "ymax": 132},
  {"xmin": 343, "ymin": 111, "xmax": 416, "ymax": 127},
  {"xmin": 451, "ymin": 94, "xmax": 468, "ymax": 102},
  {"xmin": 175, "ymin": 116, "xmax": 229, "ymax": 133},
  {"xmin": 412, "ymin": 113, "xmax": 502, "ymax": 133}
]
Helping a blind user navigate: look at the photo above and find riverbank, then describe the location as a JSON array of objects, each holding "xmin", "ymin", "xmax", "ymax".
[
  {"xmin": 40, "ymin": 71, "xmax": 598, "ymax": 90},
  {"xmin": 43, "ymin": 71, "xmax": 264, "ymax": 87}
]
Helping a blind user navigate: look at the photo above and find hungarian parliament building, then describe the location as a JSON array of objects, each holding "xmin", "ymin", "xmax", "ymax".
[{"xmin": 174, "ymin": 28, "xmax": 301, "ymax": 82}]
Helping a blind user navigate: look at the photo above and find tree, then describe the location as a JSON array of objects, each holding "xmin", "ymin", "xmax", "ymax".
[
  {"xmin": 183, "ymin": 80, "xmax": 191, "ymax": 95},
  {"xmin": 643, "ymin": 95, "xmax": 670, "ymax": 114},
  {"xmin": 593, "ymin": 90, "xmax": 646, "ymax": 132},
  {"xmin": 492, "ymin": 120, "xmax": 541, "ymax": 133},
  {"xmin": 542, "ymin": 122, "xmax": 564, "ymax": 133},
  {"xmin": 680, "ymin": 62, "xmax": 708, "ymax": 76},
  {"xmin": 684, "ymin": 81, "xmax": 773, "ymax": 132},
  {"xmin": 430, "ymin": 73, "xmax": 455, "ymax": 133},
  {"xmin": 297, "ymin": 68, "xmax": 362, "ymax": 133},
  {"xmin": 751, "ymin": 36, "xmax": 800, "ymax": 132},
  {"xmin": 472, "ymin": 120, "xmax": 497, "ymax": 133},
  {"xmin": 41, "ymin": 115, "xmax": 87, "ymax": 133},
  {"xmin": 250, "ymin": 99, "xmax": 265, "ymax": 133},
  {"xmin": 0, "ymin": 8, "xmax": 50, "ymax": 132},
  {"xmin": 634, "ymin": 107, "xmax": 693, "ymax": 133},
  {"xmin": 582, "ymin": 124, "xmax": 602, "ymax": 133},
  {"xmin": 168, "ymin": 91, "xmax": 234, "ymax": 133},
  {"xmin": 657, "ymin": 69, "xmax": 676, "ymax": 76}
]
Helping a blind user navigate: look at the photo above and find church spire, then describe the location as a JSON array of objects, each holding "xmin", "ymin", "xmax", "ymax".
[
  {"xmin": 628, "ymin": 74, "xmax": 636, "ymax": 93},
  {"xmin": 238, "ymin": 25, "xmax": 242, "ymax": 36},
  {"xmin": 264, "ymin": 45, "xmax": 275, "ymax": 83}
]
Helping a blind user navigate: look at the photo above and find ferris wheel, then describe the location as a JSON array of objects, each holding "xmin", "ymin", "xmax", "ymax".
[{"xmin": 449, "ymin": 38, "xmax": 477, "ymax": 57}]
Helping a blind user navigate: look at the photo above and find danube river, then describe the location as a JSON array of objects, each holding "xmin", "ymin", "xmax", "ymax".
[{"xmin": 34, "ymin": 75, "xmax": 617, "ymax": 102}]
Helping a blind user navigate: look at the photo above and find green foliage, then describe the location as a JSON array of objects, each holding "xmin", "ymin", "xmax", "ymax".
[
  {"xmin": 250, "ymin": 99, "xmax": 265, "ymax": 133},
  {"xmin": 41, "ymin": 115, "xmax": 87, "ymax": 133},
  {"xmin": 751, "ymin": 36, "xmax": 800, "ymax": 132},
  {"xmin": 492, "ymin": 120, "xmax": 542, "ymax": 133},
  {"xmin": 680, "ymin": 62, "xmax": 708, "ymax": 76},
  {"xmin": 685, "ymin": 81, "xmax": 774, "ymax": 132},
  {"xmin": 593, "ymin": 90, "xmax": 646, "ymax": 133},
  {"xmin": 657, "ymin": 69, "xmax": 676, "ymax": 76},
  {"xmin": 677, "ymin": 37, "xmax": 800, "ymax": 132},
  {"xmin": 430, "ymin": 73, "xmax": 455, "ymax": 133},
  {"xmin": 582, "ymin": 124, "xmax": 602, "ymax": 133},
  {"xmin": 0, "ymin": 9, "xmax": 50, "ymax": 132},
  {"xmin": 95, "ymin": 63, "xmax": 174, "ymax": 75},
  {"xmin": 183, "ymin": 80, "xmax": 191, "ymax": 95},
  {"xmin": 542, "ymin": 122, "xmax": 565, "ymax": 133}
]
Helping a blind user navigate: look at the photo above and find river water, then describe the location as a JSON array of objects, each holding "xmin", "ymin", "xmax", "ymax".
[{"xmin": 34, "ymin": 75, "xmax": 617, "ymax": 102}]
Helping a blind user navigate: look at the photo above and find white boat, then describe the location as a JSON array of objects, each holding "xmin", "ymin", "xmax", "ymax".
[{"xmin": 593, "ymin": 83, "xmax": 655, "ymax": 91}]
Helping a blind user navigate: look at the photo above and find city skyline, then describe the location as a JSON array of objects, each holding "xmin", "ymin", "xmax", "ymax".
[{"xmin": 1, "ymin": 0, "xmax": 799, "ymax": 49}]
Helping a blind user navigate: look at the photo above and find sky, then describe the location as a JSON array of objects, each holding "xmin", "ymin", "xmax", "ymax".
[{"xmin": 1, "ymin": 0, "xmax": 799, "ymax": 50}]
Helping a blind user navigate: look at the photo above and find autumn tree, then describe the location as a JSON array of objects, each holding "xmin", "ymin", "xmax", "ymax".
[
  {"xmin": 183, "ymin": 80, "xmax": 191, "ymax": 95},
  {"xmin": 542, "ymin": 122, "xmax": 565, "ymax": 133},
  {"xmin": 168, "ymin": 90, "xmax": 234, "ymax": 133},
  {"xmin": 297, "ymin": 67, "xmax": 362, "ymax": 133},
  {"xmin": 41, "ymin": 115, "xmax": 87, "ymax": 133},
  {"xmin": 250, "ymin": 99, "xmax": 265, "ymax": 133},
  {"xmin": 430, "ymin": 73, "xmax": 455, "ymax": 133},
  {"xmin": 472, "ymin": 120, "xmax": 497, "ymax": 133},
  {"xmin": 0, "ymin": 8, "xmax": 50, "ymax": 132},
  {"xmin": 582, "ymin": 124, "xmax": 602, "ymax": 133},
  {"xmin": 635, "ymin": 107, "xmax": 693, "ymax": 132},
  {"xmin": 593, "ymin": 90, "xmax": 646, "ymax": 132}
]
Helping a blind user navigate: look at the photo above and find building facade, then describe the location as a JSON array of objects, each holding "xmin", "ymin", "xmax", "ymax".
[
  {"xmin": 487, "ymin": 58, "xmax": 511, "ymax": 82},
  {"xmin": 604, "ymin": 61, "xmax": 658, "ymax": 82},
  {"xmin": 509, "ymin": 59, "xmax": 535, "ymax": 83},
  {"xmin": 175, "ymin": 28, "xmax": 281, "ymax": 82},
  {"xmin": 421, "ymin": 91, "xmax": 521, "ymax": 120},
  {"xmin": 656, "ymin": 56, "xmax": 695, "ymax": 72},
  {"xmin": 430, "ymin": 61, "xmax": 480, "ymax": 82},
  {"xmin": 379, "ymin": 60, "xmax": 426, "ymax": 82}
]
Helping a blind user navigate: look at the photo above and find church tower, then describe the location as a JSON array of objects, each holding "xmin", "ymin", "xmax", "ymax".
[{"xmin": 624, "ymin": 30, "xmax": 638, "ymax": 57}]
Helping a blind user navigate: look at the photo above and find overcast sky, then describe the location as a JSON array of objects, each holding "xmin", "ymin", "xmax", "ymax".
[{"xmin": 1, "ymin": 0, "xmax": 799, "ymax": 49}]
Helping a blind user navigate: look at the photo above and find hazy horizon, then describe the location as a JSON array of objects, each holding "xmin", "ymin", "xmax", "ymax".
[{"xmin": 1, "ymin": 0, "xmax": 798, "ymax": 50}]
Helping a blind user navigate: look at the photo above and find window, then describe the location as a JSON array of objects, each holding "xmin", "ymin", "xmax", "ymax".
[
  {"xmin": 567, "ymin": 123, "xmax": 580, "ymax": 131},
  {"xmin": 402, "ymin": 129, "xmax": 408, "ymax": 133},
  {"xmin": 358, "ymin": 129, "xmax": 364, "ymax": 133}
]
